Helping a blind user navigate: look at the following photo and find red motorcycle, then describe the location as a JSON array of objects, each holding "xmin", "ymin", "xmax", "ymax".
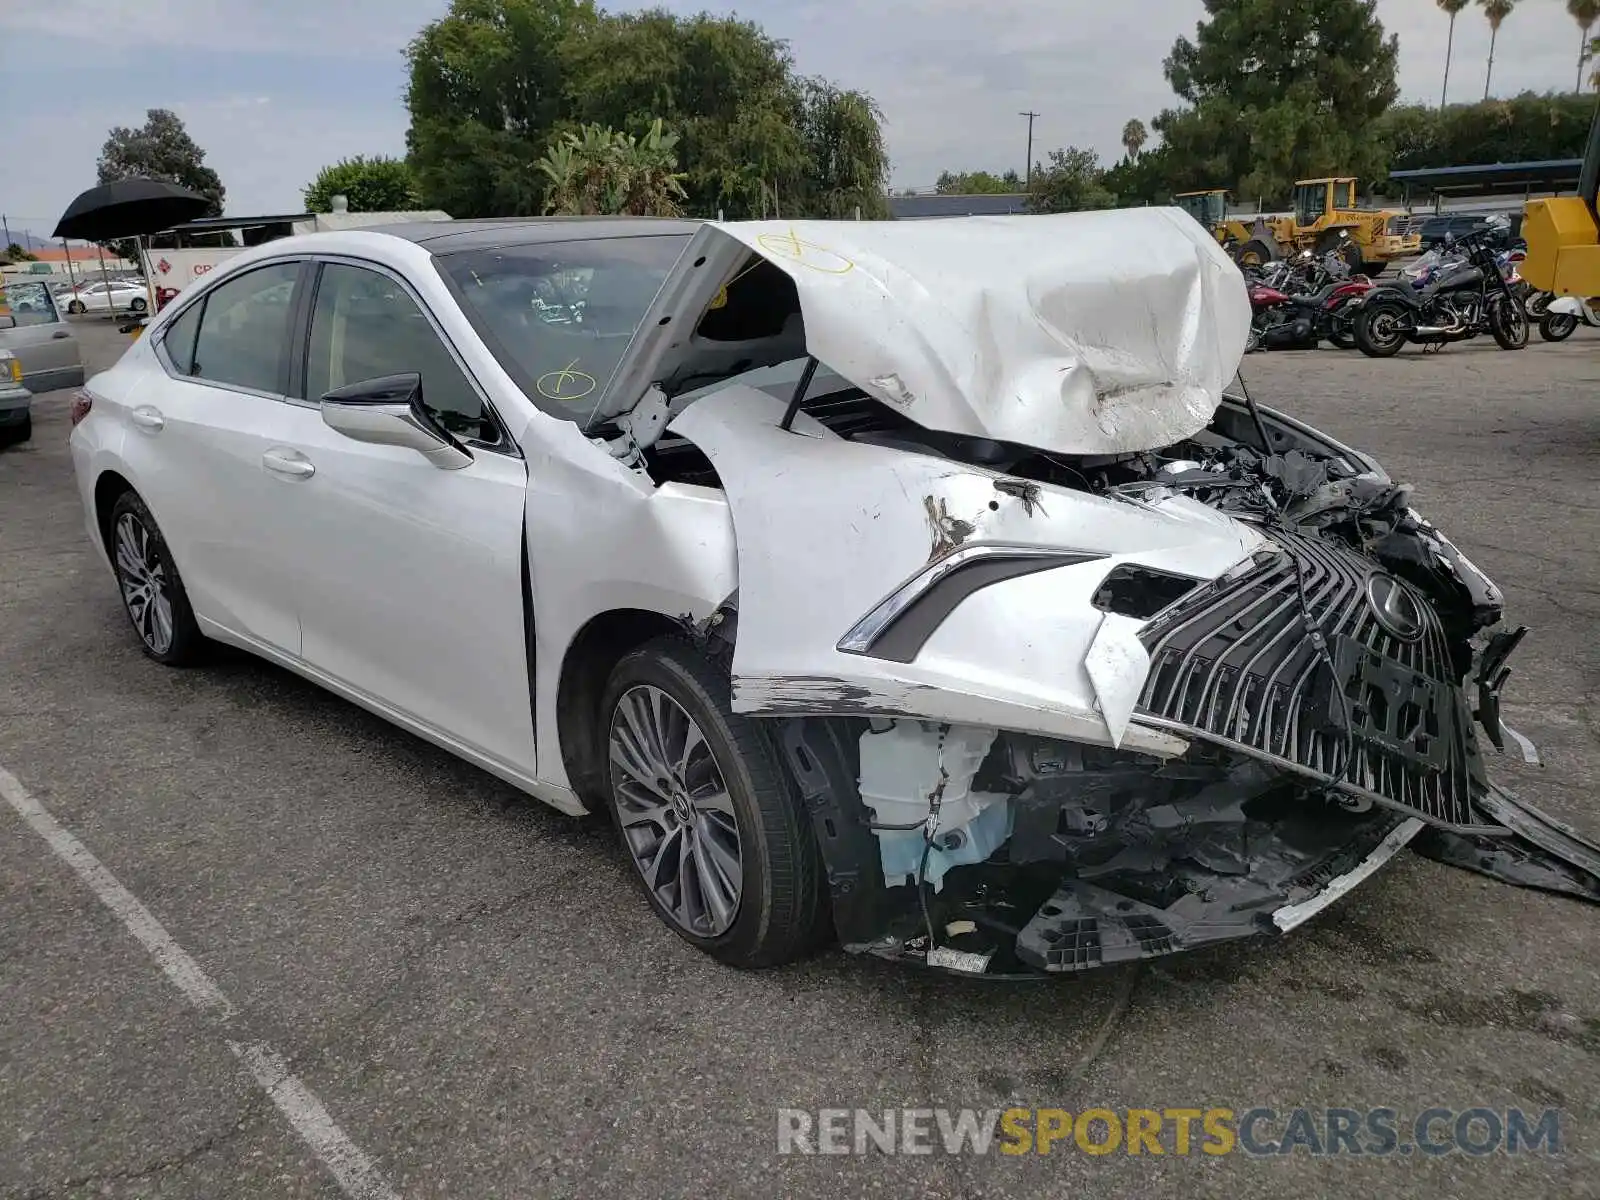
[{"xmin": 1246, "ymin": 273, "xmax": 1373, "ymax": 352}]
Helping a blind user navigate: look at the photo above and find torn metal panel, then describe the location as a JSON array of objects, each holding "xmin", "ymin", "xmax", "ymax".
[
  {"xmin": 1084, "ymin": 613, "xmax": 1150, "ymax": 749},
  {"xmin": 669, "ymin": 387, "xmax": 1265, "ymax": 753},
  {"xmin": 516, "ymin": 411, "xmax": 740, "ymax": 803}
]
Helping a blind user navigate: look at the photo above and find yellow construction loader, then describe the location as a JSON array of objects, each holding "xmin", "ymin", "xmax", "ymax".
[{"xmin": 1175, "ymin": 179, "xmax": 1420, "ymax": 273}]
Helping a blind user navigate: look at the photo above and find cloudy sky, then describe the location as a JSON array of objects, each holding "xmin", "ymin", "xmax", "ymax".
[{"xmin": 3, "ymin": 0, "xmax": 1592, "ymax": 236}]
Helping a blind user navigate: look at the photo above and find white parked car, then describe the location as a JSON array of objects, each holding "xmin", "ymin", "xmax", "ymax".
[
  {"xmin": 67, "ymin": 213, "xmax": 1595, "ymax": 974},
  {"xmin": 63, "ymin": 278, "xmax": 149, "ymax": 314}
]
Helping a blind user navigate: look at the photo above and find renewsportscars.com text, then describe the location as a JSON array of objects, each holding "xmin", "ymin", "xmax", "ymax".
[{"xmin": 776, "ymin": 1106, "xmax": 1563, "ymax": 1158}]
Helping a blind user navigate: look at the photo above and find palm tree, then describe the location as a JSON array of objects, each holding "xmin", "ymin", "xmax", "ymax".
[
  {"xmin": 1573, "ymin": 1, "xmax": 1600, "ymax": 90},
  {"xmin": 1479, "ymin": 0, "xmax": 1517, "ymax": 100},
  {"xmin": 1121, "ymin": 119, "xmax": 1148, "ymax": 160},
  {"xmin": 1437, "ymin": 0, "xmax": 1472, "ymax": 107}
]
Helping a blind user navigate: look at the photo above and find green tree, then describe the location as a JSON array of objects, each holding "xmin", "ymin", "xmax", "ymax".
[
  {"xmin": 1572, "ymin": 1, "xmax": 1600, "ymax": 90},
  {"xmin": 791, "ymin": 80, "xmax": 890, "ymax": 218},
  {"xmin": 403, "ymin": 0, "xmax": 888, "ymax": 219},
  {"xmin": 1373, "ymin": 91, "xmax": 1598, "ymax": 181},
  {"xmin": 1121, "ymin": 118, "xmax": 1148, "ymax": 159},
  {"xmin": 1592, "ymin": 34, "xmax": 1600, "ymax": 87},
  {"xmin": 1026, "ymin": 147, "xmax": 1117, "ymax": 213},
  {"xmin": 4, "ymin": 243, "xmax": 39, "ymax": 263},
  {"xmin": 1437, "ymin": 0, "xmax": 1471, "ymax": 107},
  {"xmin": 405, "ymin": 0, "xmax": 599, "ymax": 219},
  {"xmin": 1155, "ymin": 0, "xmax": 1399, "ymax": 205},
  {"xmin": 537, "ymin": 120, "xmax": 689, "ymax": 215},
  {"xmin": 935, "ymin": 170, "xmax": 1022, "ymax": 194},
  {"xmin": 303, "ymin": 156, "xmax": 420, "ymax": 213},
  {"xmin": 97, "ymin": 108, "xmax": 225, "ymax": 215},
  {"xmin": 1479, "ymin": 0, "xmax": 1517, "ymax": 100}
]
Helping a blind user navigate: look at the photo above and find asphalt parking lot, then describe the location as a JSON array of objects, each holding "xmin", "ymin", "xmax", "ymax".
[{"xmin": 3, "ymin": 317, "xmax": 1599, "ymax": 1199}]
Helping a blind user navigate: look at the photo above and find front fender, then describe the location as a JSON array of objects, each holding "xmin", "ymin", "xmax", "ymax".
[{"xmin": 668, "ymin": 387, "xmax": 1270, "ymax": 755}]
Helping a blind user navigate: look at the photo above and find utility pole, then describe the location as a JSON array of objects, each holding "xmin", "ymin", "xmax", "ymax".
[
  {"xmin": 1019, "ymin": 111, "xmax": 1040, "ymax": 189},
  {"xmin": 1, "ymin": 214, "xmax": 10, "ymax": 250}
]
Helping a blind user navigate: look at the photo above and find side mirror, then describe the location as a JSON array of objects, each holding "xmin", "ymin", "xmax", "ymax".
[{"xmin": 320, "ymin": 373, "xmax": 472, "ymax": 470}]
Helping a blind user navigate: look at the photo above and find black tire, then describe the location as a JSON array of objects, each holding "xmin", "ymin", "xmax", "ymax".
[
  {"xmin": 1488, "ymin": 295, "xmax": 1528, "ymax": 351},
  {"xmin": 67, "ymin": 301, "xmax": 84, "ymax": 314},
  {"xmin": 107, "ymin": 491, "xmax": 206, "ymax": 665},
  {"xmin": 1236, "ymin": 239, "xmax": 1274, "ymax": 269},
  {"xmin": 1539, "ymin": 312, "xmax": 1578, "ymax": 342},
  {"xmin": 0, "ymin": 414, "xmax": 30, "ymax": 448},
  {"xmin": 1354, "ymin": 300, "xmax": 1411, "ymax": 358},
  {"xmin": 1524, "ymin": 290, "xmax": 1552, "ymax": 320},
  {"xmin": 1325, "ymin": 297, "xmax": 1359, "ymax": 349},
  {"xmin": 600, "ymin": 635, "xmax": 828, "ymax": 967},
  {"xmin": 130, "ymin": 297, "xmax": 147, "ymax": 312}
]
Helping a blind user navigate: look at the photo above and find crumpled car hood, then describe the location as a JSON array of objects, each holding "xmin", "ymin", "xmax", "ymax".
[{"xmin": 709, "ymin": 208, "xmax": 1251, "ymax": 456}]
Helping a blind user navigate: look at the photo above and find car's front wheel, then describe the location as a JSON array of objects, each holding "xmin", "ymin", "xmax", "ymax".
[
  {"xmin": 600, "ymin": 635, "xmax": 828, "ymax": 967},
  {"xmin": 67, "ymin": 301, "xmax": 84, "ymax": 314},
  {"xmin": 108, "ymin": 491, "xmax": 205, "ymax": 665},
  {"xmin": 129, "ymin": 297, "xmax": 147, "ymax": 312}
]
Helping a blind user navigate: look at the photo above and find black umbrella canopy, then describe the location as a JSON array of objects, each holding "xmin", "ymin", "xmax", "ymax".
[{"xmin": 52, "ymin": 179, "xmax": 214, "ymax": 242}]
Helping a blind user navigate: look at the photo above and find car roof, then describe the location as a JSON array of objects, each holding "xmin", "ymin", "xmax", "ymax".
[{"xmin": 368, "ymin": 217, "xmax": 704, "ymax": 256}]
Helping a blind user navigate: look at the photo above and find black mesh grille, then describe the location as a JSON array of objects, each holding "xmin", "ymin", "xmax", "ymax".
[{"xmin": 1135, "ymin": 529, "xmax": 1485, "ymax": 828}]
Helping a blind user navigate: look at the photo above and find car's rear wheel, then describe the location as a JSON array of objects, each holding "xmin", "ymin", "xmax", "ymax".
[
  {"xmin": 600, "ymin": 635, "xmax": 828, "ymax": 967},
  {"xmin": 108, "ymin": 491, "xmax": 205, "ymax": 665},
  {"xmin": 67, "ymin": 301, "xmax": 84, "ymax": 314}
]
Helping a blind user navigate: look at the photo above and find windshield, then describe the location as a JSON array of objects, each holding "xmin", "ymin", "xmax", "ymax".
[
  {"xmin": 438, "ymin": 233, "xmax": 693, "ymax": 422},
  {"xmin": 2, "ymin": 282, "xmax": 59, "ymax": 326},
  {"xmin": 1294, "ymin": 183, "xmax": 1326, "ymax": 226}
]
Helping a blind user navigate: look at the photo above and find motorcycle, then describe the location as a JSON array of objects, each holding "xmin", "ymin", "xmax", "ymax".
[
  {"xmin": 1537, "ymin": 294, "xmax": 1600, "ymax": 342},
  {"xmin": 1352, "ymin": 229, "xmax": 1528, "ymax": 357},
  {"xmin": 1244, "ymin": 235, "xmax": 1373, "ymax": 351}
]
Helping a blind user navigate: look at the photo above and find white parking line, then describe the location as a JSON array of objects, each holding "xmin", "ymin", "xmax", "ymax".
[{"xmin": 0, "ymin": 765, "xmax": 400, "ymax": 1200}]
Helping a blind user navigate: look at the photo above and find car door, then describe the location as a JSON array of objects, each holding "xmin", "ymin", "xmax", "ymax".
[
  {"xmin": 119, "ymin": 259, "xmax": 308, "ymax": 653},
  {"xmin": 0, "ymin": 281, "xmax": 81, "ymax": 392},
  {"xmin": 263, "ymin": 258, "xmax": 534, "ymax": 775}
]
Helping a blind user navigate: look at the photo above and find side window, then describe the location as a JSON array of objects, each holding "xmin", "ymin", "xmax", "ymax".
[
  {"xmin": 304, "ymin": 263, "xmax": 498, "ymax": 445},
  {"xmin": 190, "ymin": 262, "xmax": 300, "ymax": 393},
  {"xmin": 160, "ymin": 300, "xmax": 204, "ymax": 376}
]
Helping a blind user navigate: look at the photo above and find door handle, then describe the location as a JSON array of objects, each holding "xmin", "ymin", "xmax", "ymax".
[
  {"xmin": 51, "ymin": 330, "xmax": 70, "ymax": 340},
  {"xmin": 262, "ymin": 448, "xmax": 315, "ymax": 479},
  {"xmin": 129, "ymin": 406, "xmax": 164, "ymax": 432}
]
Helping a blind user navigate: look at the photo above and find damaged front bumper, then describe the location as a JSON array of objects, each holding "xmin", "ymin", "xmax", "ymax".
[{"xmin": 769, "ymin": 534, "xmax": 1600, "ymax": 978}]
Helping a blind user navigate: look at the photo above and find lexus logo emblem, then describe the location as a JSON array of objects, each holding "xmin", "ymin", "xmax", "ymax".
[{"xmin": 1365, "ymin": 572, "xmax": 1425, "ymax": 642}]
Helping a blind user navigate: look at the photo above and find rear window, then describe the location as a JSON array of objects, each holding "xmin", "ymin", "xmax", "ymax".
[{"xmin": 437, "ymin": 234, "xmax": 691, "ymax": 423}]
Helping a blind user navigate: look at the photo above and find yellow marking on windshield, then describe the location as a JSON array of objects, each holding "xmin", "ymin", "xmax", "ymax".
[{"xmin": 536, "ymin": 358, "xmax": 598, "ymax": 401}]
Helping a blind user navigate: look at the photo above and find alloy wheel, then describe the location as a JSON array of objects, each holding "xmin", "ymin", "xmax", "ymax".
[
  {"xmin": 608, "ymin": 684, "xmax": 743, "ymax": 938},
  {"xmin": 114, "ymin": 512, "xmax": 175, "ymax": 654},
  {"xmin": 1368, "ymin": 309, "xmax": 1404, "ymax": 349}
]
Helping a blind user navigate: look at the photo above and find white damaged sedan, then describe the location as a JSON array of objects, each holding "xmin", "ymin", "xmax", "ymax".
[{"xmin": 69, "ymin": 210, "xmax": 1599, "ymax": 975}]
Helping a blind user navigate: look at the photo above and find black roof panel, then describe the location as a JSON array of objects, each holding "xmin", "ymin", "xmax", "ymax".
[{"xmin": 368, "ymin": 216, "xmax": 703, "ymax": 253}]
